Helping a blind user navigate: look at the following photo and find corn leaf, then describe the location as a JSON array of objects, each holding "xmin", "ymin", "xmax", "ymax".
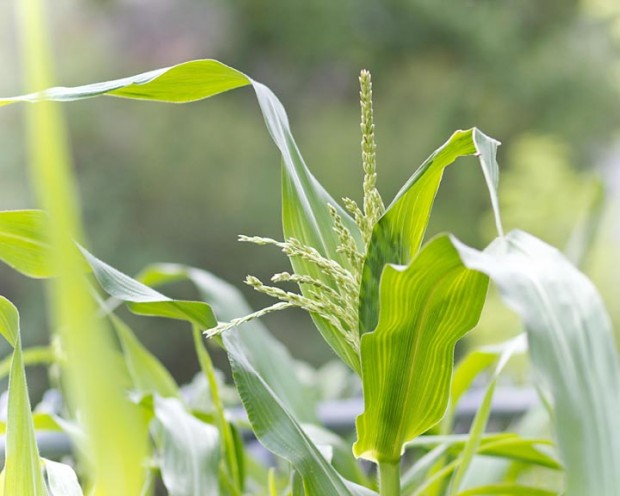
[
  {"xmin": 354, "ymin": 235, "xmax": 488, "ymax": 463},
  {"xmin": 153, "ymin": 396, "xmax": 221, "ymax": 496},
  {"xmin": 456, "ymin": 484, "xmax": 557, "ymax": 496},
  {"xmin": 223, "ymin": 327, "xmax": 376, "ymax": 495},
  {"xmin": 0, "ymin": 296, "xmax": 46, "ymax": 495},
  {"xmin": 43, "ymin": 459, "xmax": 84, "ymax": 496},
  {"xmin": 137, "ymin": 263, "xmax": 317, "ymax": 424},
  {"xmin": 0, "ymin": 59, "xmax": 360, "ymax": 372},
  {"xmin": 360, "ymin": 128, "xmax": 501, "ymax": 333},
  {"xmin": 0, "ymin": 210, "xmax": 54, "ymax": 278},
  {"xmin": 80, "ymin": 247, "xmax": 216, "ymax": 330},
  {"xmin": 453, "ymin": 230, "xmax": 620, "ymax": 496}
]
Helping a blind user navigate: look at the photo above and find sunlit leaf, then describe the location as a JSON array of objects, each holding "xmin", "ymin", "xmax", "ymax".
[
  {"xmin": 360, "ymin": 128, "xmax": 502, "ymax": 333},
  {"xmin": 43, "ymin": 459, "xmax": 84, "ymax": 496},
  {"xmin": 453, "ymin": 230, "xmax": 620, "ymax": 496},
  {"xmin": 354, "ymin": 235, "xmax": 488, "ymax": 463},
  {"xmin": 0, "ymin": 297, "xmax": 46, "ymax": 495}
]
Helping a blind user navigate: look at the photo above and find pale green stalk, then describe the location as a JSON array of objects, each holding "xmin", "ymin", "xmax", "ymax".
[
  {"xmin": 15, "ymin": 0, "xmax": 147, "ymax": 492},
  {"xmin": 379, "ymin": 461, "xmax": 400, "ymax": 496}
]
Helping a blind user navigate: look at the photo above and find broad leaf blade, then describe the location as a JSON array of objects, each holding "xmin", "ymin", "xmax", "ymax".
[
  {"xmin": 0, "ymin": 297, "xmax": 46, "ymax": 495},
  {"xmin": 138, "ymin": 263, "xmax": 317, "ymax": 424},
  {"xmin": 0, "ymin": 210, "xmax": 53, "ymax": 278},
  {"xmin": 453, "ymin": 230, "xmax": 620, "ymax": 496},
  {"xmin": 353, "ymin": 235, "xmax": 488, "ymax": 463},
  {"xmin": 153, "ymin": 396, "xmax": 221, "ymax": 496},
  {"xmin": 360, "ymin": 128, "xmax": 501, "ymax": 333},
  {"xmin": 80, "ymin": 247, "xmax": 216, "ymax": 330}
]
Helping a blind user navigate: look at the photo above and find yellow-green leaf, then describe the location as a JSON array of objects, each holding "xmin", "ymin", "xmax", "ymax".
[{"xmin": 353, "ymin": 235, "xmax": 488, "ymax": 463}]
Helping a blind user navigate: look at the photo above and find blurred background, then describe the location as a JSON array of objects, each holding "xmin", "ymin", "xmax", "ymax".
[{"xmin": 0, "ymin": 0, "xmax": 619, "ymax": 401}]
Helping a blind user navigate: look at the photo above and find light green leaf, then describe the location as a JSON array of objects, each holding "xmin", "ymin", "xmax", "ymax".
[
  {"xmin": 137, "ymin": 263, "xmax": 317, "ymax": 424},
  {"xmin": 80, "ymin": 247, "xmax": 216, "ymax": 330},
  {"xmin": 0, "ymin": 346, "xmax": 55, "ymax": 382},
  {"xmin": 0, "ymin": 210, "xmax": 54, "ymax": 279},
  {"xmin": 360, "ymin": 128, "xmax": 501, "ymax": 333},
  {"xmin": 354, "ymin": 235, "xmax": 488, "ymax": 463},
  {"xmin": 223, "ymin": 328, "xmax": 376, "ymax": 495},
  {"xmin": 43, "ymin": 459, "xmax": 84, "ymax": 496},
  {"xmin": 453, "ymin": 230, "xmax": 620, "ymax": 496},
  {"xmin": 456, "ymin": 484, "xmax": 558, "ymax": 496},
  {"xmin": 0, "ymin": 297, "xmax": 46, "ymax": 495},
  {"xmin": 110, "ymin": 316, "xmax": 179, "ymax": 398},
  {"xmin": 153, "ymin": 396, "xmax": 221, "ymax": 496}
]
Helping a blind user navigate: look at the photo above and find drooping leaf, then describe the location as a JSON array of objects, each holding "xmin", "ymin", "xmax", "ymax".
[
  {"xmin": 1, "ymin": 59, "xmax": 360, "ymax": 371},
  {"xmin": 110, "ymin": 316, "xmax": 179, "ymax": 398},
  {"xmin": 0, "ymin": 210, "xmax": 54, "ymax": 278},
  {"xmin": 0, "ymin": 297, "xmax": 46, "ymax": 495},
  {"xmin": 153, "ymin": 396, "xmax": 221, "ymax": 496},
  {"xmin": 137, "ymin": 263, "xmax": 317, "ymax": 424},
  {"xmin": 360, "ymin": 128, "xmax": 502, "ymax": 333},
  {"xmin": 80, "ymin": 247, "xmax": 216, "ymax": 330},
  {"xmin": 354, "ymin": 235, "xmax": 488, "ymax": 463},
  {"xmin": 453, "ymin": 230, "xmax": 620, "ymax": 496},
  {"xmin": 223, "ymin": 327, "xmax": 376, "ymax": 495},
  {"xmin": 43, "ymin": 459, "xmax": 84, "ymax": 496}
]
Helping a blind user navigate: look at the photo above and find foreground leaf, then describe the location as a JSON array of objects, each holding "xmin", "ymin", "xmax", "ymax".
[
  {"xmin": 453, "ymin": 230, "xmax": 620, "ymax": 496},
  {"xmin": 354, "ymin": 235, "xmax": 488, "ymax": 463},
  {"xmin": 0, "ymin": 297, "xmax": 46, "ymax": 495}
]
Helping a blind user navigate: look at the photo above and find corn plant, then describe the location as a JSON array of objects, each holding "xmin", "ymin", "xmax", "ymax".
[{"xmin": 0, "ymin": 4, "xmax": 618, "ymax": 495}]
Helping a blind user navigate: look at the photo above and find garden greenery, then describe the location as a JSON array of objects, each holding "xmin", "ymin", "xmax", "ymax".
[{"xmin": 0, "ymin": 7, "xmax": 618, "ymax": 496}]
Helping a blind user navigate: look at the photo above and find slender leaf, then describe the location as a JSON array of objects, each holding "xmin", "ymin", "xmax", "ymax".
[
  {"xmin": 0, "ymin": 297, "xmax": 45, "ymax": 495},
  {"xmin": 453, "ymin": 230, "xmax": 620, "ymax": 496},
  {"xmin": 354, "ymin": 235, "xmax": 488, "ymax": 463},
  {"xmin": 137, "ymin": 263, "xmax": 317, "ymax": 424},
  {"xmin": 43, "ymin": 459, "xmax": 84, "ymax": 496},
  {"xmin": 153, "ymin": 396, "xmax": 221, "ymax": 496},
  {"xmin": 80, "ymin": 247, "xmax": 216, "ymax": 329},
  {"xmin": 0, "ymin": 210, "xmax": 54, "ymax": 278},
  {"xmin": 360, "ymin": 128, "xmax": 502, "ymax": 333},
  {"xmin": 457, "ymin": 484, "xmax": 557, "ymax": 496},
  {"xmin": 223, "ymin": 327, "xmax": 376, "ymax": 495},
  {"xmin": 0, "ymin": 346, "xmax": 55, "ymax": 381},
  {"xmin": 110, "ymin": 315, "xmax": 179, "ymax": 398}
]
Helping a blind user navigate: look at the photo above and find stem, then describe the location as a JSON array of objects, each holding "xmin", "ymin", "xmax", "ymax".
[
  {"xmin": 379, "ymin": 461, "xmax": 400, "ymax": 496},
  {"xmin": 192, "ymin": 325, "xmax": 241, "ymax": 495}
]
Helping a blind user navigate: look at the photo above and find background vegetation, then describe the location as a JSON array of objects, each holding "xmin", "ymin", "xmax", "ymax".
[{"xmin": 0, "ymin": 0, "xmax": 619, "ymax": 399}]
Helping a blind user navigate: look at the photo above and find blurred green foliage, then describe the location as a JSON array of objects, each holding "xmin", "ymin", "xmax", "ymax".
[{"xmin": 0, "ymin": 0, "xmax": 618, "ymax": 396}]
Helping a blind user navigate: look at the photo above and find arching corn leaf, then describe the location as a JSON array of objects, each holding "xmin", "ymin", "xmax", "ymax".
[
  {"xmin": 0, "ymin": 210, "xmax": 54, "ymax": 278},
  {"xmin": 80, "ymin": 247, "xmax": 216, "ymax": 330},
  {"xmin": 0, "ymin": 59, "xmax": 360, "ymax": 372},
  {"xmin": 453, "ymin": 230, "xmax": 620, "ymax": 496},
  {"xmin": 223, "ymin": 327, "xmax": 376, "ymax": 495},
  {"xmin": 353, "ymin": 235, "xmax": 488, "ymax": 463},
  {"xmin": 137, "ymin": 263, "xmax": 317, "ymax": 424},
  {"xmin": 360, "ymin": 128, "xmax": 501, "ymax": 333},
  {"xmin": 0, "ymin": 297, "xmax": 46, "ymax": 495}
]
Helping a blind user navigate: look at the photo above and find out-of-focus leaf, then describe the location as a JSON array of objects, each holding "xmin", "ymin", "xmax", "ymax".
[
  {"xmin": 43, "ymin": 459, "xmax": 83, "ymax": 496},
  {"xmin": 0, "ymin": 210, "xmax": 53, "ymax": 278},
  {"xmin": 360, "ymin": 128, "xmax": 502, "ymax": 333},
  {"xmin": 80, "ymin": 247, "xmax": 216, "ymax": 330},
  {"xmin": 110, "ymin": 316, "xmax": 179, "ymax": 398},
  {"xmin": 453, "ymin": 230, "xmax": 620, "ymax": 496},
  {"xmin": 223, "ymin": 328, "xmax": 376, "ymax": 495},
  {"xmin": 153, "ymin": 396, "xmax": 221, "ymax": 496},
  {"xmin": 138, "ymin": 263, "xmax": 317, "ymax": 424},
  {"xmin": 354, "ymin": 235, "xmax": 488, "ymax": 463},
  {"xmin": 456, "ymin": 484, "xmax": 557, "ymax": 496},
  {"xmin": 0, "ymin": 346, "xmax": 55, "ymax": 381},
  {"xmin": 0, "ymin": 297, "xmax": 46, "ymax": 495}
]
